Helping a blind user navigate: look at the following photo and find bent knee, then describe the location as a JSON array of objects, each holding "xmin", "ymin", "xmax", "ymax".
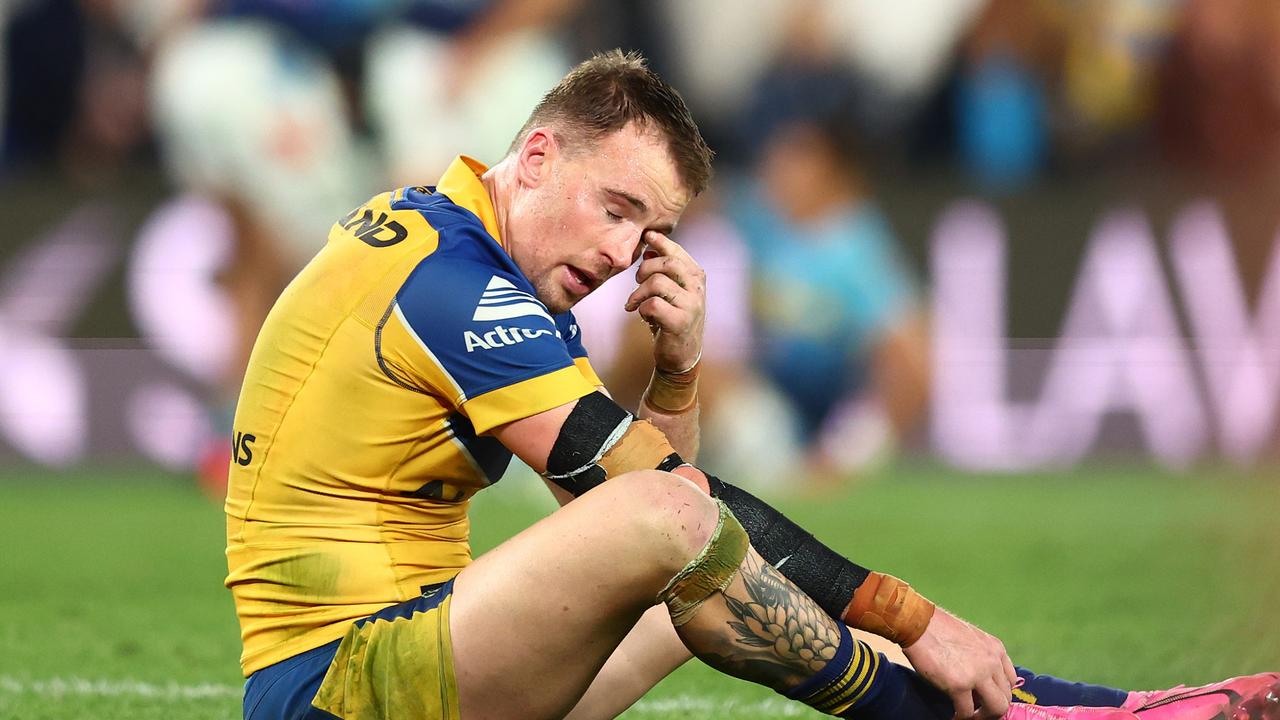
[{"xmin": 603, "ymin": 470, "xmax": 720, "ymax": 569}]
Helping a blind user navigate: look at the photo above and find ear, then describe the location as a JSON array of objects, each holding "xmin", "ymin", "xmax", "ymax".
[{"xmin": 515, "ymin": 128, "xmax": 559, "ymax": 189}]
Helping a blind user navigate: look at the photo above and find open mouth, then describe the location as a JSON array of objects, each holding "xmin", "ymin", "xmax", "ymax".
[{"xmin": 566, "ymin": 266, "xmax": 596, "ymax": 294}]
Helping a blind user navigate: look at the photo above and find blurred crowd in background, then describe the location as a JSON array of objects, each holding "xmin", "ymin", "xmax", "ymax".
[{"xmin": 5, "ymin": 0, "xmax": 1280, "ymax": 486}]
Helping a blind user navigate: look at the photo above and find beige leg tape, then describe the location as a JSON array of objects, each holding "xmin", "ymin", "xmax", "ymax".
[{"xmin": 656, "ymin": 500, "xmax": 749, "ymax": 626}]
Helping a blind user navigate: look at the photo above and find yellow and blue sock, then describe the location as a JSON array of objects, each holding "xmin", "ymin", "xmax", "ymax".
[
  {"xmin": 1013, "ymin": 667, "xmax": 1127, "ymax": 707},
  {"xmin": 787, "ymin": 625, "xmax": 1126, "ymax": 717}
]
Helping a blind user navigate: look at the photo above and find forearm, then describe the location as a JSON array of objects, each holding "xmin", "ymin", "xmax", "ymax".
[
  {"xmin": 638, "ymin": 398, "xmax": 699, "ymax": 461},
  {"xmin": 639, "ymin": 358, "xmax": 701, "ymax": 461},
  {"xmin": 563, "ymin": 605, "xmax": 691, "ymax": 720}
]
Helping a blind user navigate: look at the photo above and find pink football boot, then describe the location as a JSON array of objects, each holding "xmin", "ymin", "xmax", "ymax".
[
  {"xmin": 1121, "ymin": 673, "xmax": 1280, "ymax": 720},
  {"xmin": 1003, "ymin": 704, "xmax": 1137, "ymax": 719}
]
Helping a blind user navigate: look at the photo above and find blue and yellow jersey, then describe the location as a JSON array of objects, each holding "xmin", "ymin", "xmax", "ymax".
[{"xmin": 225, "ymin": 156, "xmax": 603, "ymax": 675}]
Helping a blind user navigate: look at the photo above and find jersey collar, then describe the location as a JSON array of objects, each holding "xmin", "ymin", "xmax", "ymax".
[{"xmin": 435, "ymin": 156, "xmax": 505, "ymax": 249}]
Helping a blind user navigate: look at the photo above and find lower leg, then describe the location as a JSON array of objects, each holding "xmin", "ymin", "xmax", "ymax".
[
  {"xmin": 663, "ymin": 501, "xmax": 952, "ymax": 718},
  {"xmin": 658, "ymin": 501, "xmax": 1277, "ymax": 720},
  {"xmin": 680, "ymin": 550, "xmax": 954, "ymax": 718},
  {"xmin": 660, "ymin": 502, "xmax": 1130, "ymax": 717}
]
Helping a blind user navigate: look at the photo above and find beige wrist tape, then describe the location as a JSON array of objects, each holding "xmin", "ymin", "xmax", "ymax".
[
  {"xmin": 657, "ymin": 500, "xmax": 749, "ymax": 626},
  {"xmin": 841, "ymin": 572, "xmax": 936, "ymax": 647},
  {"xmin": 643, "ymin": 363, "xmax": 700, "ymax": 414}
]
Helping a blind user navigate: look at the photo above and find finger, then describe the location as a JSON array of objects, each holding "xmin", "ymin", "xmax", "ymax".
[
  {"xmin": 642, "ymin": 229, "xmax": 679, "ymax": 255},
  {"xmin": 995, "ymin": 666, "xmax": 1013, "ymax": 699},
  {"xmin": 625, "ymin": 273, "xmax": 686, "ymax": 312},
  {"xmin": 974, "ymin": 678, "xmax": 1010, "ymax": 719},
  {"xmin": 635, "ymin": 254, "xmax": 696, "ymax": 286},
  {"xmin": 625, "ymin": 276, "xmax": 685, "ymax": 313},
  {"xmin": 644, "ymin": 231, "xmax": 698, "ymax": 264},
  {"xmin": 992, "ymin": 668, "xmax": 1014, "ymax": 708},
  {"xmin": 1003, "ymin": 655, "xmax": 1018, "ymax": 690},
  {"xmin": 951, "ymin": 690, "xmax": 976, "ymax": 720},
  {"xmin": 636, "ymin": 241, "xmax": 700, "ymax": 283},
  {"xmin": 637, "ymin": 296, "xmax": 682, "ymax": 332}
]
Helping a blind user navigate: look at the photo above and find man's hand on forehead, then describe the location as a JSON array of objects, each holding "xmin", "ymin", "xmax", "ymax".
[{"xmin": 624, "ymin": 230, "xmax": 705, "ymax": 374}]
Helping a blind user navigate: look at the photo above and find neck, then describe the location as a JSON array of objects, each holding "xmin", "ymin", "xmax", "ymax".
[{"xmin": 481, "ymin": 159, "xmax": 516, "ymax": 251}]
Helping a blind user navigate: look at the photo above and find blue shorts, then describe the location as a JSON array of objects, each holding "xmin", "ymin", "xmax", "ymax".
[
  {"xmin": 243, "ymin": 579, "xmax": 458, "ymax": 720},
  {"xmin": 243, "ymin": 638, "xmax": 343, "ymax": 720}
]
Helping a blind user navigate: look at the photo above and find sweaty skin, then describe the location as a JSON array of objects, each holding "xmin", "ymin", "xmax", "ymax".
[{"xmin": 481, "ymin": 125, "xmax": 688, "ymax": 315}]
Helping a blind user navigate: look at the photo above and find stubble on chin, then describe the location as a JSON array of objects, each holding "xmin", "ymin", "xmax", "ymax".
[{"xmin": 532, "ymin": 276, "xmax": 573, "ymax": 315}]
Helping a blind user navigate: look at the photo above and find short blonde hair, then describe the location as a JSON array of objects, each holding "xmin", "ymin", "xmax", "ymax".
[{"xmin": 510, "ymin": 49, "xmax": 714, "ymax": 196}]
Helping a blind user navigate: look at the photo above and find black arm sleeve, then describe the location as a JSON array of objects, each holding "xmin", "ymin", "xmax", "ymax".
[
  {"xmin": 707, "ymin": 474, "xmax": 871, "ymax": 619},
  {"xmin": 544, "ymin": 391, "xmax": 630, "ymax": 495}
]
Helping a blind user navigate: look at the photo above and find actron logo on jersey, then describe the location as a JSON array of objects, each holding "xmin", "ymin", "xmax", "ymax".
[
  {"xmin": 472, "ymin": 277, "xmax": 552, "ymax": 323},
  {"xmin": 464, "ymin": 276, "xmax": 560, "ymax": 353}
]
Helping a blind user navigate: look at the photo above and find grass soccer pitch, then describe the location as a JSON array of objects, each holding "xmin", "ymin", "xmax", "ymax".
[{"xmin": 0, "ymin": 464, "xmax": 1277, "ymax": 720}]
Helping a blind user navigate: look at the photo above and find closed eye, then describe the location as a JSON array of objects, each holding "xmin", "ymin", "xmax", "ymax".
[{"xmin": 605, "ymin": 209, "xmax": 623, "ymax": 221}]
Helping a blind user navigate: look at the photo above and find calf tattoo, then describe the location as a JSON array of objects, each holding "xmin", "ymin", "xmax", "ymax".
[
  {"xmin": 699, "ymin": 552, "xmax": 845, "ymax": 691},
  {"xmin": 682, "ymin": 552, "xmax": 892, "ymax": 716},
  {"xmin": 728, "ymin": 553, "xmax": 842, "ymax": 674}
]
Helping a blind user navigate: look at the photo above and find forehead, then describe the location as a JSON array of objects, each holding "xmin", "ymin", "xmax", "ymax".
[{"xmin": 572, "ymin": 124, "xmax": 690, "ymax": 215}]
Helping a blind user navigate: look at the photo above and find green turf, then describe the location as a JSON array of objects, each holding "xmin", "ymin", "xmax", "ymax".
[{"xmin": 0, "ymin": 463, "xmax": 1276, "ymax": 719}]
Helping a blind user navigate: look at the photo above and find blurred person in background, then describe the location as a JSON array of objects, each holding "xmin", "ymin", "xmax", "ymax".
[
  {"xmin": 1154, "ymin": 0, "xmax": 1280, "ymax": 334},
  {"xmin": 1054, "ymin": 0, "xmax": 1182, "ymax": 162},
  {"xmin": 363, "ymin": 0, "xmax": 581, "ymax": 184},
  {"xmin": 148, "ymin": 8, "xmax": 370, "ymax": 487},
  {"xmin": 951, "ymin": 0, "xmax": 1185, "ymax": 188},
  {"xmin": 144, "ymin": 0, "xmax": 582, "ymax": 488},
  {"xmin": 952, "ymin": 0, "xmax": 1060, "ymax": 189},
  {"xmin": 653, "ymin": 0, "xmax": 987, "ymax": 167},
  {"xmin": 1158, "ymin": 0, "xmax": 1280, "ymax": 183},
  {"xmin": 722, "ymin": 37, "xmax": 930, "ymax": 487},
  {"xmin": 2, "ymin": 0, "xmax": 154, "ymax": 183}
]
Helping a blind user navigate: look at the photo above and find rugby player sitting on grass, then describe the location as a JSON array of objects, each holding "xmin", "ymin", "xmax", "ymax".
[{"xmin": 225, "ymin": 50, "xmax": 1280, "ymax": 720}]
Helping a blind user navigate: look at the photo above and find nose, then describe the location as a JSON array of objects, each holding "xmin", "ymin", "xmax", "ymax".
[{"xmin": 600, "ymin": 232, "xmax": 641, "ymax": 272}]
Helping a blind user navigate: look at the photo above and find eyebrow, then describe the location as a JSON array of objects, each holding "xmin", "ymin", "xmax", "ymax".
[
  {"xmin": 606, "ymin": 188, "xmax": 647, "ymax": 213},
  {"xmin": 605, "ymin": 188, "xmax": 675, "ymax": 235}
]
